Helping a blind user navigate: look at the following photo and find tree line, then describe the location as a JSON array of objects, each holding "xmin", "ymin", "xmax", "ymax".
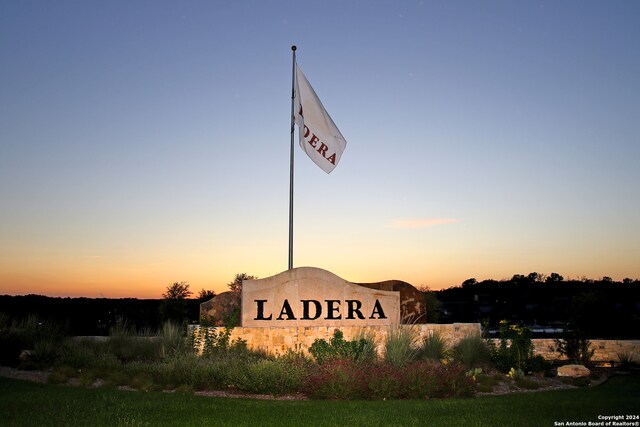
[
  {"xmin": 0, "ymin": 272, "xmax": 638, "ymax": 338},
  {"xmin": 435, "ymin": 273, "xmax": 640, "ymax": 339}
]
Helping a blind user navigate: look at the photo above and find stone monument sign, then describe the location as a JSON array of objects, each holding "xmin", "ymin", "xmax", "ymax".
[{"xmin": 241, "ymin": 267, "xmax": 400, "ymax": 327}]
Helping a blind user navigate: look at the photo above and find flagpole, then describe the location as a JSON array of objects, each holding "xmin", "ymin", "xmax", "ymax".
[{"xmin": 288, "ymin": 45, "xmax": 297, "ymax": 270}]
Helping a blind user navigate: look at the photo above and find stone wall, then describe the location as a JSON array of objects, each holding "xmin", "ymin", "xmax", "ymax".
[
  {"xmin": 190, "ymin": 323, "xmax": 482, "ymax": 356},
  {"xmin": 529, "ymin": 339, "xmax": 640, "ymax": 363},
  {"xmin": 190, "ymin": 324, "xmax": 640, "ymax": 364}
]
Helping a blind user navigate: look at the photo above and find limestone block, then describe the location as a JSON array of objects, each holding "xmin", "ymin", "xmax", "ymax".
[
  {"xmin": 242, "ymin": 267, "xmax": 400, "ymax": 327},
  {"xmin": 557, "ymin": 364, "xmax": 591, "ymax": 378},
  {"xmin": 199, "ymin": 291, "xmax": 241, "ymax": 326}
]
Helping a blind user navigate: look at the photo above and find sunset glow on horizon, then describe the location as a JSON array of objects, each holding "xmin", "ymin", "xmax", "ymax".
[{"xmin": 2, "ymin": 1, "xmax": 639, "ymax": 299}]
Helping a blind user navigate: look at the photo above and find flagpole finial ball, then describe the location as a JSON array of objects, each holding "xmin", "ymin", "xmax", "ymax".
[{"xmin": 291, "ymin": 45, "xmax": 297, "ymax": 51}]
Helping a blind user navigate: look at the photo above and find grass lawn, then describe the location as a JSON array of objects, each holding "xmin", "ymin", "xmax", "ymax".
[{"xmin": 0, "ymin": 374, "xmax": 638, "ymax": 427}]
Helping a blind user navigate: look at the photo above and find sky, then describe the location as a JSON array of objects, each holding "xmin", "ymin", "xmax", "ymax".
[{"xmin": 1, "ymin": 1, "xmax": 639, "ymax": 298}]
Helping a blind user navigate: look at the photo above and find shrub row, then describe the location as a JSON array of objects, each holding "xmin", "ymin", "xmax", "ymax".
[
  {"xmin": 307, "ymin": 359, "xmax": 474, "ymax": 399},
  {"xmin": 3, "ymin": 312, "xmax": 573, "ymax": 399}
]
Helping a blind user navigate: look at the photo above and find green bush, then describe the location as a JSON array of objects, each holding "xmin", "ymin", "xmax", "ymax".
[
  {"xmin": 47, "ymin": 366, "xmax": 76, "ymax": 385},
  {"xmin": 352, "ymin": 330, "xmax": 378, "ymax": 365},
  {"xmin": 555, "ymin": 330, "xmax": 594, "ymax": 365},
  {"xmin": 159, "ymin": 321, "xmax": 185, "ymax": 359},
  {"xmin": 452, "ymin": 333, "xmax": 492, "ymax": 369},
  {"xmin": 59, "ymin": 338, "xmax": 104, "ymax": 368},
  {"xmin": 488, "ymin": 321, "xmax": 549, "ymax": 373},
  {"xmin": 514, "ymin": 377, "xmax": 541, "ymax": 390},
  {"xmin": 17, "ymin": 314, "xmax": 67, "ymax": 348},
  {"xmin": 526, "ymin": 354, "xmax": 551, "ymax": 375},
  {"xmin": 108, "ymin": 321, "xmax": 161, "ymax": 363},
  {"xmin": 475, "ymin": 373, "xmax": 503, "ymax": 393},
  {"xmin": 617, "ymin": 351, "xmax": 638, "ymax": 370},
  {"xmin": 21, "ymin": 337, "xmax": 59, "ymax": 369},
  {"xmin": 384, "ymin": 326, "xmax": 418, "ymax": 367},
  {"xmin": 232, "ymin": 358, "xmax": 306, "ymax": 395},
  {"xmin": 198, "ymin": 327, "xmax": 234, "ymax": 357},
  {"xmin": 0, "ymin": 313, "xmax": 67, "ymax": 368},
  {"xmin": 182, "ymin": 358, "xmax": 230, "ymax": 391},
  {"xmin": 309, "ymin": 329, "xmax": 376, "ymax": 365},
  {"xmin": 417, "ymin": 331, "xmax": 450, "ymax": 361}
]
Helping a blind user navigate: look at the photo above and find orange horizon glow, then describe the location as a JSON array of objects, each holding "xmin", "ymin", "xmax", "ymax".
[{"xmin": 1, "ymin": 261, "xmax": 637, "ymax": 299}]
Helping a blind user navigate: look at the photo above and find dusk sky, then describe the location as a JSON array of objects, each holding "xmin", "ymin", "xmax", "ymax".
[{"xmin": 1, "ymin": 1, "xmax": 639, "ymax": 298}]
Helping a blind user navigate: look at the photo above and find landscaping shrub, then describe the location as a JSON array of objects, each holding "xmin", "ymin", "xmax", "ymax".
[
  {"xmin": 555, "ymin": 329, "xmax": 594, "ymax": 365},
  {"xmin": 367, "ymin": 363, "xmax": 403, "ymax": 399},
  {"xmin": 617, "ymin": 351, "xmax": 638, "ymax": 370},
  {"xmin": 525, "ymin": 354, "xmax": 551, "ymax": 376},
  {"xmin": 417, "ymin": 331, "xmax": 450, "ymax": 361},
  {"xmin": 514, "ymin": 377, "xmax": 541, "ymax": 390},
  {"xmin": 108, "ymin": 321, "xmax": 160, "ymax": 363},
  {"xmin": 352, "ymin": 329, "xmax": 378, "ymax": 365},
  {"xmin": 159, "ymin": 321, "xmax": 185, "ymax": 359},
  {"xmin": 0, "ymin": 313, "xmax": 67, "ymax": 368},
  {"xmin": 231, "ymin": 358, "xmax": 306, "ymax": 395},
  {"xmin": 306, "ymin": 359, "xmax": 368, "ymax": 399},
  {"xmin": 184, "ymin": 358, "xmax": 231, "ymax": 391},
  {"xmin": 488, "ymin": 321, "xmax": 549, "ymax": 374},
  {"xmin": 452, "ymin": 333, "xmax": 492, "ymax": 369},
  {"xmin": 383, "ymin": 326, "xmax": 418, "ymax": 367},
  {"xmin": 59, "ymin": 338, "xmax": 104, "ymax": 368},
  {"xmin": 198, "ymin": 327, "xmax": 232, "ymax": 357},
  {"xmin": 16, "ymin": 314, "xmax": 67, "ymax": 348},
  {"xmin": 22, "ymin": 337, "xmax": 59, "ymax": 369},
  {"xmin": 309, "ymin": 329, "xmax": 376, "ymax": 365},
  {"xmin": 306, "ymin": 359, "xmax": 474, "ymax": 400},
  {"xmin": 474, "ymin": 372, "xmax": 503, "ymax": 393}
]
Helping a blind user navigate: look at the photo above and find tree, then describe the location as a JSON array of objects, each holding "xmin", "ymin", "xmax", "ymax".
[
  {"xmin": 511, "ymin": 274, "xmax": 527, "ymax": 284},
  {"xmin": 527, "ymin": 272, "xmax": 544, "ymax": 283},
  {"xmin": 197, "ymin": 289, "xmax": 216, "ymax": 302},
  {"xmin": 160, "ymin": 281, "xmax": 192, "ymax": 323},
  {"xmin": 546, "ymin": 272, "xmax": 564, "ymax": 283},
  {"xmin": 227, "ymin": 273, "xmax": 257, "ymax": 293},
  {"xmin": 163, "ymin": 282, "xmax": 192, "ymax": 299},
  {"xmin": 462, "ymin": 278, "xmax": 477, "ymax": 287},
  {"xmin": 418, "ymin": 285, "xmax": 442, "ymax": 323}
]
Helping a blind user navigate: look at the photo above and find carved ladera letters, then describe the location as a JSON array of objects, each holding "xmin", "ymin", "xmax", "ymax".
[
  {"xmin": 241, "ymin": 267, "xmax": 400, "ymax": 327},
  {"xmin": 253, "ymin": 298, "xmax": 387, "ymax": 321}
]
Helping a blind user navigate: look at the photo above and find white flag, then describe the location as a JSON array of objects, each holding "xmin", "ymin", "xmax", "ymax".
[{"xmin": 294, "ymin": 64, "xmax": 347, "ymax": 174}]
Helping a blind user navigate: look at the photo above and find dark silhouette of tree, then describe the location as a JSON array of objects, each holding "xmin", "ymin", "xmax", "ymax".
[
  {"xmin": 462, "ymin": 278, "xmax": 477, "ymax": 287},
  {"xmin": 163, "ymin": 282, "xmax": 192, "ymax": 299},
  {"xmin": 160, "ymin": 281, "xmax": 192, "ymax": 323},
  {"xmin": 527, "ymin": 272, "xmax": 544, "ymax": 283},
  {"xmin": 197, "ymin": 289, "xmax": 216, "ymax": 302},
  {"xmin": 511, "ymin": 274, "xmax": 526, "ymax": 284},
  {"xmin": 228, "ymin": 273, "xmax": 257, "ymax": 293},
  {"xmin": 546, "ymin": 272, "xmax": 564, "ymax": 283},
  {"xmin": 418, "ymin": 285, "xmax": 442, "ymax": 323}
]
